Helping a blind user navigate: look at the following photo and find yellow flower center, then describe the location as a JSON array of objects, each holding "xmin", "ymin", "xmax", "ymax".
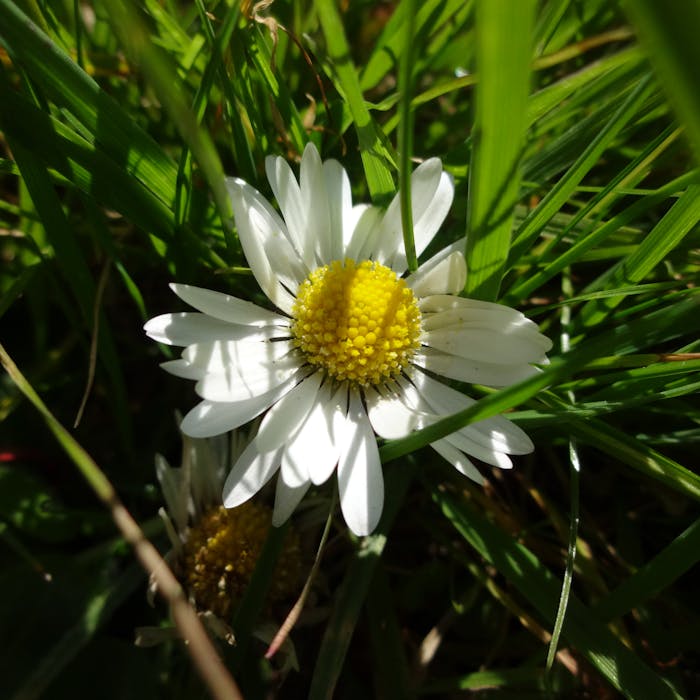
[
  {"xmin": 182, "ymin": 502, "xmax": 301, "ymax": 619},
  {"xmin": 291, "ymin": 259, "xmax": 421, "ymax": 386}
]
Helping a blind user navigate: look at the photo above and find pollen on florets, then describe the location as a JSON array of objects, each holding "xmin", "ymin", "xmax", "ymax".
[
  {"xmin": 182, "ymin": 502, "xmax": 301, "ymax": 619},
  {"xmin": 290, "ymin": 258, "xmax": 421, "ymax": 386}
]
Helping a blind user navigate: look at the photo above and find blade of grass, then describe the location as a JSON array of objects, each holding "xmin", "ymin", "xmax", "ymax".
[
  {"xmin": 434, "ymin": 488, "xmax": 683, "ymax": 699},
  {"xmin": 507, "ymin": 73, "xmax": 655, "ymax": 267},
  {"xmin": 465, "ymin": 0, "xmax": 536, "ymax": 301},
  {"xmin": 0, "ymin": 0, "xmax": 178, "ymax": 205},
  {"xmin": 101, "ymin": 0, "xmax": 234, "ymax": 249},
  {"xmin": 308, "ymin": 462, "xmax": 416, "ymax": 700},
  {"xmin": 314, "ymin": 0, "xmax": 395, "ymax": 200},
  {"xmin": 593, "ymin": 517, "xmax": 700, "ymax": 622},
  {"xmin": 0, "ymin": 342, "xmax": 243, "ymax": 700},
  {"xmin": 578, "ymin": 184, "xmax": 700, "ymax": 327},
  {"xmin": 625, "ymin": 0, "xmax": 700, "ymax": 166}
]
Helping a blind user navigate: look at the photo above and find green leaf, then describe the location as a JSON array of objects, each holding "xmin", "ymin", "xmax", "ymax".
[
  {"xmin": 578, "ymin": 184, "xmax": 700, "ymax": 327},
  {"xmin": 308, "ymin": 464, "xmax": 415, "ymax": 700},
  {"xmin": 314, "ymin": 0, "xmax": 395, "ymax": 200},
  {"xmin": 465, "ymin": 0, "xmax": 537, "ymax": 301},
  {"xmin": 626, "ymin": 0, "xmax": 700, "ymax": 166},
  {"xmin": 434, "ymin": 489, "xmax": 683, "ymax": 699},
  {"xmin": 0, "ymin": 0, "xmax": 178, "ymax": 206}
]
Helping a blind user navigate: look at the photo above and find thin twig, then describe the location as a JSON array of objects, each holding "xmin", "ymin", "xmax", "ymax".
[
  {"xmin": 265, "ymin": 497, "xmax": 336, "ymax": 659},
  {"xmin": 74, "ymin": 259, "xmax": 110, "ymax": 428}
]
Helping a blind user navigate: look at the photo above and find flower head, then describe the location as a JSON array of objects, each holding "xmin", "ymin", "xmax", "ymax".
[
  {"xmin": 149, "ymin": 429, "xmax": 301, "ymax": 631},
  {"xmin": 145, "ymin": 144, "xmax": 552, "ymax": 536}
]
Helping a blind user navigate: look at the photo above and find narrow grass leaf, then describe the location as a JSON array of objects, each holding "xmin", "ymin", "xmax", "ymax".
[
  {"xmin": 579, "ymin": 184, "xmax": 700, "ymax": 326},
  {"xmin": 626, "ymin": 0, "xmax": 700, "ymax": 165},
  {"xmin": 508, "ymin": 74, "xmax": 655, "ymax": 265},
  {"xmin": 594, "ymin": 517, "xmax": 700, "ymax": 622},
  {"xmin": 434, "ymin": 489, "xmax": 683, "ymax": 699},
  {"xmin": 568, "ymin": 417, "xmax": 700, "ymax": 503},
  {"xmin": 0, "ymin": 0, "xmax": 178, "ymax": 205},
  {"xmin": 308, "ymin": 464, "xmax": 415, "ymax": 700},
  {"xmin": 465, "ymin": 0, "xmax": 536, "ymax": 301},
  {"xmin": 314, "ymin": 0, "xmax": 395, "ymax": 200}
]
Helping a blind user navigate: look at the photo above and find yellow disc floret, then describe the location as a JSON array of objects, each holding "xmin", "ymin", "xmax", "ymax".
[
  {"xmin": 291, "ymin": 259, "xmax": 421, "ymax": 386},
  {"xmin": 182, "ymin": 502, "xmax": 301, "ymax": 619}
]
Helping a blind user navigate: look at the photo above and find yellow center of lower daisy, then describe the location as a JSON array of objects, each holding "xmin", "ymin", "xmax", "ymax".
[
  {"xmin": 291, "ymin": 259, "xmax": 421, "ymax": 386},
  {"xmin": 182, "ymin": 502, "xmax": 301, "ymax": 619}
]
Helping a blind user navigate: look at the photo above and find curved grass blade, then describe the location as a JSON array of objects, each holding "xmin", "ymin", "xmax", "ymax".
[
  {"xmin": 314, "ymin": 0, "xmax": 395, "ymax": 200},
  {"xmin": 434, "ymin": 489, "xmax": 683, "ymax": 699}
]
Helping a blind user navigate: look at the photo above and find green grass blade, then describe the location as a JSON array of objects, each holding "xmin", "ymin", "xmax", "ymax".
[
  {"xmin": 465, "ymin": 0, "xmax": 536, "ymax": 301},
  {"xmin": 2, "ymin": 111, "xmax": 132, "ymax": 449},
  {"xmin": 0, "ymin": 0, "xmax": 178, "ymax": 205},
  {"xmin": 434, "ymin": 489, "xmax": 683, "ymax": 699},
  {"xmin": 626, "ymin": 0, "xmax": 700, "ymax": 166},
  {"xmin": 101, "ymin": 0, "xmax": 233, "ymax": 247},
  {"xmin": 568, "ymin": 417, "xmax": 700, "ymax": 502},
  {"xmin": 314, "ymin": 0, "xmax": 395, "ymax": 200},
  {"xmin": 0, "ymin": 80, "xmax": 175, "ymax": 241},
  {"xmin": 594, "ymin": 517, "xmax": 700, "ymax": 622},
  {"xmin": 397, "ymin": 0, "xmax": 417, "ymax": 271},
  {"xmin": 578, "ymin": 184, "xmax": 700, "ymax": 327},
  {"xmin": 508, "ymin": 74, "xmax": 655, "ymax": 266},
  {"xmin": 308, "ymin": 464, "xmax": 415, "ymax": 700}
]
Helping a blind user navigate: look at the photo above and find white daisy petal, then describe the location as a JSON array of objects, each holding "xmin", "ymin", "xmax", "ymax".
[
  {"xmin": 419, "ymin": 296, "xmax": 553, "ymax": 358},
  {"xmin": 300, "ymin": 143, "xmax": 331, "ymax": 265},
  {"xmin": 159, "ymin": 359, "xmax": 203, "ymax": 380},
  {"xmin": 431, "ymin": 439, "xmax": 485, "ymax": 484},
  {"xmin": 272, "ymin": 476, "xmax": 311, "ymax": 526},
  {"xmin": 410, "ymin": 369, "xmax": 534, "ymax": 454},
  {"xmin": 255, "ymin": 372, "xmax": 324, "ymax": 452},
  {"xmin": 346, "ymin": 204, "xmax": 384, "ymax": 261},
  {"xmin": 407, "ymin": 250, "xmax": 466, "ymax": 297},
  {"xmin": 282, "ymin": 383, "xmax": 344, "ymax": 487},
  {"xmin": 265, "ymin": 153, "xmax": 315, "ymax": 269},
  {"xmin": 195, "ymin": 353, "xmax": 301, "ymax": 402},
  {"xmin": 181, "ymin": 374, "xmax": 301, "ymax": 438},
  {"xmin": 443, "ymin": 430, "xmax": 514, "ymax": 469},
  {"xmin": 222, "ymin": 440, "xmax": 282, "ymax": 508},
  {"xmin": 311, "ymin": 384, "xmax": 350, "ymax": 486},
  {"xmin": 323, "ymin": 158, "xmax": 353, "ymax": 260},
  {"xmin": 170, "ymin": 284, "xmax": 288, "ymax": 327},
  {"xmin": 365, "ymin": 385, "xmax": 429, "ymax": 439},
  {"xmin": 412, "ymin": 167, "xmax": 454, "ymax": 256},
  {"xmin": 337, "ymin": 390, "xmax": 384, "ymax": 536},
  {"xmin": 420, "ymin": 299, "xmax": 548, "ymax": 340},
  {"xmin": 144, "ymin": 313, "xmax": 278, "ymax": 346},
  {"xmin": 422, "ymin": 326, "xmax": 550, "ymax": 365},
  {"xmin": 376, "ymin": 158, "xmax": 452, "ymax": 271},
  {"xmin": 154, "ymin": 454, "xmax": 188, "ymax": 533},
  {"xmin": 392, "ymin": 164, "xmax": 454, "ymax": 271},
  {"xmin": 183, "ymin": 339, "xmax": 293, "ymax": 375},
  {"xmin": 412, "ymin": 348, "xmax": 541, "ymax": 387},
  {"xmin": 226, "ymin": 177, "xmax": 299, "ymax": 313}
]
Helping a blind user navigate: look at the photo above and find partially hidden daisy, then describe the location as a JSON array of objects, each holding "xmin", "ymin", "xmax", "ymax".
[
  {"xmin": 138, "ymin": 426, "xmax": 301, "ymax": 647},
  {"xmin": 145, "ymin": 144, "xmax": 552, "ymax": 536}
]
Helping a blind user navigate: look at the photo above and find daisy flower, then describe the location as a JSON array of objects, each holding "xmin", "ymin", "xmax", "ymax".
[
  {"xmin": 145, "ymin": 144, "xmax": 552, "ymax": 536},
  {"xmin": 138, "ymin": 426, "xmax": 301, "ymax": 647}
]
